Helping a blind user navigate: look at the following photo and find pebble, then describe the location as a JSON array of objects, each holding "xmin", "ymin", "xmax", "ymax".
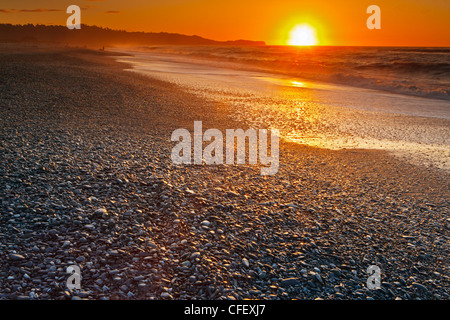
[
  {"xmin": 411, "ymin": 283, "xmax": 428, "ymax": 292},
  {"xmin": 62, "ymin": 241, "xmax": 71, "ymax": 248},
  {"xmin": 313, "ymin": 273, "xmax": 324, "ymax": 285},
  {"xmin": 190, "ymin": 252, "xmax": 201, "ymax": 259},
  {"xmin": 201, "ymin": 220, "xmax": 211, "ymax": 227},
  {"xmin": 120, "ymin": 285, "xmax": 128, "ymax": 292},
  {"xmin": 93, "ymin": 208, "xmax": 108, "ymax": 219},
  {"xmin": 280, "ymin": 278, "xmax": 301, "ymax": 287},
  {"xmin": 9, "ymin": 254, "xmax": 26, "ymax": 261}
]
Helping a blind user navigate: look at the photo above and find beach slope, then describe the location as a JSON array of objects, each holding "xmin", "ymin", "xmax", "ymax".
[{"xmin": 0, "ymin": 45, "xmax": 448, "ymax": 300}]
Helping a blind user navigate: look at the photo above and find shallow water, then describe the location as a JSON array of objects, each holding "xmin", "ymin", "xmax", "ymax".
[
  {"xmin": 114, "ymin": 48, "xmax": 450, "ymax": 171},
  {"xmin": 117, "ymin": 46, "xmax": 450, "ymax": 101}
]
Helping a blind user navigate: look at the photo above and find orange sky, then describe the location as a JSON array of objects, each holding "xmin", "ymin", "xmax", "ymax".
[{"xmin": 1, "ymin": 0, "xmax": 449, "ymax": 46}]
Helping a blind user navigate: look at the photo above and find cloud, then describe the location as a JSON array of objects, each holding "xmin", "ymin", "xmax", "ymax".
[
  {"xmin": 19, "ymin": 9, "xmax": 64, "ymax": 13},
  {"xmin": 0, "ymin": 8, "xmax": 64, "ymax": 13}
]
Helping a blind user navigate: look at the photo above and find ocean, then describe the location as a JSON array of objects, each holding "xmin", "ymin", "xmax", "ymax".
[
  {"xmin": 124, "ymin": 46, "xmax": 450, "ymax": 101},
  {"xmin": 113, "ymin": 45, "xmax": 450, "ymax": 171}
]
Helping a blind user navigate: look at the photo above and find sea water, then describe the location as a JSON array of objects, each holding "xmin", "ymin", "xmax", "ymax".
[{"xmin": 113, "ymin": 46, "xmax": 450, "ymax": 171}]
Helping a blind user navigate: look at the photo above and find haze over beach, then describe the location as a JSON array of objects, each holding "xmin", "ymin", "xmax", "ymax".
[{"xmin": 0, "ymin": 0, "xmax": 449, "ymax": 304}]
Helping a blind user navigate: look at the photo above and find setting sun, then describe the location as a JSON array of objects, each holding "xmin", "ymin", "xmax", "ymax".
[{"xmin": 287, "ymin": 24, "xmax": 318, "ymax": 46}]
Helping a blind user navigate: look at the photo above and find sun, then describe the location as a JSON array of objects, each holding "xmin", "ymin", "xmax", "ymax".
[{"xmin": 287, "ymin": 24, "xmax": 318, "ymax": 46}]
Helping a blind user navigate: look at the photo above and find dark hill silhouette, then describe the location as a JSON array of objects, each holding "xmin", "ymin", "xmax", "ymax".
[{"xmin": 0, "ymin": 24, "xmax": 266, "ymax": 47}]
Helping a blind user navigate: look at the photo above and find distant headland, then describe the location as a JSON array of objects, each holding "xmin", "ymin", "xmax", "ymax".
[{"xmin": 0, "ymin": 24, "xmax": 266, "ymax": 48}]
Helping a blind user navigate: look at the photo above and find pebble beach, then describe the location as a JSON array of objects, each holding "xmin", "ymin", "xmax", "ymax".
[{"xmin": 0, "ymin": 45, "xmax": 449, "ymax": 300}]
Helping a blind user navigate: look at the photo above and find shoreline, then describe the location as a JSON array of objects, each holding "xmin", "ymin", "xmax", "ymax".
[
  {"xmin": 116, "ymin": 48, "xmax": 450, "ymax": 172},
  {"xmin": 110, "ymin": 45, "xmax": 450, "ymax": 102},
  {"xmin": 0, "ymin": 44, "xmax": 448, "ymax": 300}
]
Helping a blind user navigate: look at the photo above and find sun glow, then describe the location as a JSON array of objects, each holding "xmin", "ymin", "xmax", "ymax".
[{"xmin": 287, "ymin": 24, "xmax": 318, "ymax": 46}]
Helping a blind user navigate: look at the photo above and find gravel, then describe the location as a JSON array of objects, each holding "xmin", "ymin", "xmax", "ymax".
[{"xmin": 0, "ymin": 45, "xmax": 449, "ymax": 300}]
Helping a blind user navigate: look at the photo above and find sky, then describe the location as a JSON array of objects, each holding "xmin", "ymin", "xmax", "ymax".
[{"xmin": 0, "ymin": 0, "xmax": 449, "ymax": 46}]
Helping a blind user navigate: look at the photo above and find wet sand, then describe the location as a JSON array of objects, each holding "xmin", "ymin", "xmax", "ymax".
[{"xmin": 0, "ymin": 45, "xmax": 449, "ymax": 300}]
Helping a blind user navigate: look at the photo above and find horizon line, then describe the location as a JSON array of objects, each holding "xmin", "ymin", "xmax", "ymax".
[{"xmin": 1, "ymin": 23, "xmax": 449, "ymax": 48}]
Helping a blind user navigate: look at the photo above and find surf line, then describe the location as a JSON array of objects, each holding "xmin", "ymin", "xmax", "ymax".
[{"xmin": 171, "ymin": 121, "xmax": 280, "ymax": 175}]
